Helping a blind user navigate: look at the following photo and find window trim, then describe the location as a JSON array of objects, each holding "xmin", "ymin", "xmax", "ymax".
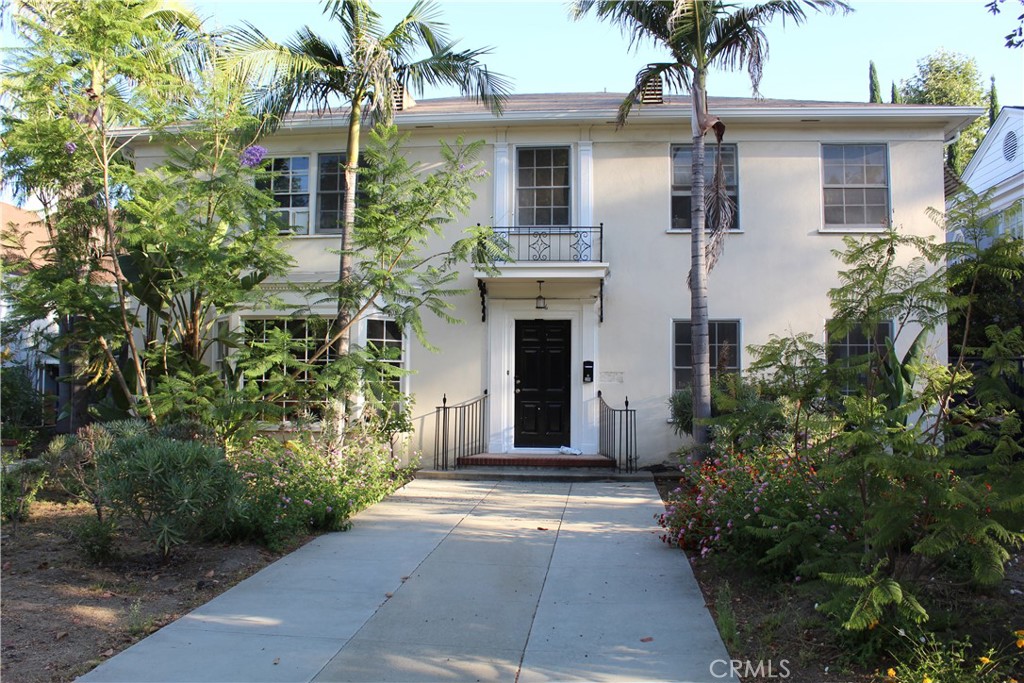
[
  {"xmin": 258, "ymin": 151, "xmax": 352, "ymax": 238},
  {"xmin": 514, "ymin": 144, "xmax": 573, "ymax": 227},
  {"xmin": 240, "ymin": 316, "xmax": 339, "ymax": 420},
  {"xmin": 820, "ymin": 142, "xmax": 892, "ymax": 233},
  {"xmin": 258, "ymin": 155, "xmax": 311, "ymax": 235},
  {"xmin": 671, "ymin": 318, "xmax": 742, "ymax": 392},
  {"xmin": 669, "ymin": 142, "xmax": 740, "ymax": 233},
  {"xmin": 315, "ymin": 151, "xmax": 347, "ymax": 235},
  {"xmin": 364, "ymin": 316, "xmax": 408, "ymax": 394}
]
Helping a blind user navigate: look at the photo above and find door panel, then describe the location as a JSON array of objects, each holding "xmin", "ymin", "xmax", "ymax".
[{"xmin": 515, "ymin": 320, "xmax": 571, "ymax": 448}]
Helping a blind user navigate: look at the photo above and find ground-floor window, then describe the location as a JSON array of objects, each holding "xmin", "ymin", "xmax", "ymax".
[
  {"xmin": 243, "ymin": 317, "xmax": 337, "ymax": 419},
  {"xmin": 672, "ymin": 319, "xmax": 740, "ymax": 390},
  {"xmin": 825, "ymin": 320, "xmax": 893, "ymax": 394},
  {"xmin": 365, "ymin": 318, "xmax": 405, "ymax": 394}
]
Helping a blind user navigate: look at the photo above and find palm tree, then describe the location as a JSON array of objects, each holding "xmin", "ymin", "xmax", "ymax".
[
  {"xmin": 225, "ymin": 0, "xmax": 510, "ymax": 359},
  {"xmin": 573, "ymin": 0, "xmax": 849, "ymax": 450}
]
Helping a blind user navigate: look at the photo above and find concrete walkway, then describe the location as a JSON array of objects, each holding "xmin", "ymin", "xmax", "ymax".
[{"xmin": 80, "ymin": 479, "xmax": 735, "ymax": 683}]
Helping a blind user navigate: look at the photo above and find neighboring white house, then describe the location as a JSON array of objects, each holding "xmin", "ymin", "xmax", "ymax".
[
  {"xmin": 131, "ymin": 93, "xmax": 983, "ymax": 469},
  {"xmin": 951, "ymin": 105, "xmax": 1024, "ymax": 243}
]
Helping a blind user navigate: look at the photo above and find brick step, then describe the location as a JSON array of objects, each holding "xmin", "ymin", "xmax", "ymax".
[{"xmin": 455, "ymin": 454, "xmax": 616, "ymax": 469}]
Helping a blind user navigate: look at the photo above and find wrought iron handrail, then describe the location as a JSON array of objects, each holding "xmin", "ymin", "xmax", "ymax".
[
  {"xmin": 598, "ymin": 390, "xmax": 637, "ymax": 473},
  {"xmin": 433, "ymin": 390, "xmax": 489, "ymax": 471},
  {"xmin": 498, "ymin": 224, "xmax": 603, "ymax": 263}
]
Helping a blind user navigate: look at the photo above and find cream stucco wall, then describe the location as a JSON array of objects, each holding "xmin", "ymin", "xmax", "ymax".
[{"xmin": 130, "ymin": 107, "xmax": 957, "ymax": 467}]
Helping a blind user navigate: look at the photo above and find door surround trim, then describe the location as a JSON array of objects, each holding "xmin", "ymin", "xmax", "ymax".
[{"xmin": 486, "ymin": 298, "xmax": 599, "ymax": 454}]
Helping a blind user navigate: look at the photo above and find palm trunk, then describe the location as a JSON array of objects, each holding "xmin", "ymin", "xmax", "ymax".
[
  {"xmin": 337, "ymin": 102, "xmax": 361, "ymax": 359},
  {"xmin": 327, "ymin": 101, "xmax": 363, "ymax": 443},
  {"xmin": 689, "ymin": 76, "xmax": 712, "ymax": 452}
]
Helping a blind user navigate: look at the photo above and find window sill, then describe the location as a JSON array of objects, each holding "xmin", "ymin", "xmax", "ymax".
[
  {"xmin": 817, "ymin": 226, "xmax": 888, "ymax": 234},
  {"xmin": 664, "ymin": 229, "xmax": 744, "ymax": 235},
  {"xmin": 281, "ymin": 232, "xmax": 344, "ymax": 239}
]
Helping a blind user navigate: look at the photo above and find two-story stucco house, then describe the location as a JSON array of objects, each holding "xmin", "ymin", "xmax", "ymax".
[{"xmin": 132, "ymin": 93, "xmax": 983, "ymax": 470}]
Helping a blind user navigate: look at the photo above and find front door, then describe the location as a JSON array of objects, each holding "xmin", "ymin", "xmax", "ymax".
[{"xmin": 514, "ymin": 319, "xmax": 571, "ymax": 448}]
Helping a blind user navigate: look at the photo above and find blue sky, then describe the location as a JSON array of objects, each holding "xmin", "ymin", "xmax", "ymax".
[{"xmin": 191, "ymin": 0, "xmax": 1023, "ymax": 106}]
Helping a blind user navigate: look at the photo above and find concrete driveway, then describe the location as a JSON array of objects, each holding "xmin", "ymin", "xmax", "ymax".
[{"xmin": 79, "ymin": 478, "xmax": 735, "ymax": 683}]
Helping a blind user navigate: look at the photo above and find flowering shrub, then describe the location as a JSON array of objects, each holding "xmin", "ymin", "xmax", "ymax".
[
  {"xmin": 657, "ymin": 451, "xmax": 851, "ymax": 577},
  {"xmin": 229, "ymin": 429, "xmax": 413, "ymax": 549}
]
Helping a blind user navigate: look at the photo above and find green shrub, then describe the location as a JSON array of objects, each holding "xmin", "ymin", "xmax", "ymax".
[
  {"xmin": 229, "ymin": 427, "xmax": 414, "ymax": 550},
  {"xmin": 0, "ymin": 363, "xmax": 44, "ymax": 437},
  {"xmin": 656, "ymin": 451, "xmax": 849, "ymax": 577},
  {"xmin": 74, "ymin": 517, "xmax": 119, "ymax": 563},
  {"xmin": 229, "ymin": 437, "xmax": 351, "ymax": 549},
  {"xmin": 41, "ymin": 420, "xmax": 149, "ymax": 521},
  {"xmin": 1, "ymin": 455, "xmax": 47, "ymax": 523},
  {"xmin": 102, "ymin": 434, "xmax": 242, "ymax": 560}
]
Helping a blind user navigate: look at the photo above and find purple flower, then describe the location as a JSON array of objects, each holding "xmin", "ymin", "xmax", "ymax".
[
  {"xmin": 64, "ymin": 141, "xmax": 77, "ymax": 155},
  {"xmin": 240, "ymin": 145, "xmax": 267, "ymax": 168}
]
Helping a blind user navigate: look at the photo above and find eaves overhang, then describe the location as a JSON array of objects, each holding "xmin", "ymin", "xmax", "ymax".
[{"xmin": 114, "ymin": 96, "xmax": 985, "ymax": 146}]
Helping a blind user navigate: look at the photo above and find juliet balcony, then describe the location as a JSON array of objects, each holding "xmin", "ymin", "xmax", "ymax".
[
  {"xmin": 474, "ymin": 224, "xmax": 610, "ymax": 321},
  {"xmin": 499, "ymin": 224, "xmax": 604, "ymax": 263}
]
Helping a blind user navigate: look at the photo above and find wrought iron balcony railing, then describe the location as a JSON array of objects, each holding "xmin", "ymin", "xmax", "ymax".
[{"xmin": 497, "ymin": 224, "xmax": 603, "ymax": 263}]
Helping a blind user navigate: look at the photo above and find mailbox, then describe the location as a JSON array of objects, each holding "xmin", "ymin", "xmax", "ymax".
[{"xmin": 582, "ymin": 360, "xmax": 594, "ymax": 383}]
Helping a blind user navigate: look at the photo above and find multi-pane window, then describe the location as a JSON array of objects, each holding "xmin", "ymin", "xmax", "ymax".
[
  {"xmin": 672, "ymin": 320, "xmax": 740, "ymax": 390},
  {"xmin": 671, "ymin": 144, "xmax": 738, "ymax": 231},
  {"xmin": 826, "ymin": 320, "xmax": 893, "ymax": 393},
  {"xmin": 826, "ymin": 321, "xmax": 893, "ymax": 362},
  {"xmin": 214, "ymin": 320, "xmax": 230, "ymax": 381},
  {"xmin": 517, "ymin": 147, "xmax": 571, "ymax": 226},
  {"xmin": 822, "ymin": 144, "xmax": 890, "ymax": 228},
  {"xmin": 243, "ymin": 317, "xmax": 336, "ymax": 419},
  {"xmin": 316, "ymin": 153, "xmax": 346, "ymax": 234},
  {"xmin": 258, "ymin": 156, "xmax": 310, "ymax": 234},
  {"xmin": 365, "ymin": 319, "xmax": 404, "ymax": 392},
  {"xmin": 997, "ymin": 201, "xmax": 1023, "ymax": 239}
]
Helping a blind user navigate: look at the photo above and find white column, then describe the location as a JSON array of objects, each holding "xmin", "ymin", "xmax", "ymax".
[
  {"xmin": 493, "ymin": 142, "xmax": 511, "ymax": 259},
  {"xmin": 577, "ymin": 140, "xmax": 594, "ymax": 261}
]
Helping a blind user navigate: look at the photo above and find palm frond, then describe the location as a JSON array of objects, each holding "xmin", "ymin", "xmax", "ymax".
[{"xmin": 704, "ymin": 141, "xmax": 735, "ymax": 273}]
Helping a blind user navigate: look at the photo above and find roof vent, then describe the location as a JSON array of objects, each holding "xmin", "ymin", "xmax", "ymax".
[
  {"xmin": 392, "ymin": 83, "xmax": 415, "ymax": 112},
  {"xmin": 1003, "ymin": 130, "xmax": 1019, "ymax": 163},
  {"xmin": 640, "ymin": 76, "xmax": 663, "ymax": 105}
]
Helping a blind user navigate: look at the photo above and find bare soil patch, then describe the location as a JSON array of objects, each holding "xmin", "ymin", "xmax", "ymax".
[{"xmin": 1, "ymin": 494, "xmax": 285, "ymax": 683}]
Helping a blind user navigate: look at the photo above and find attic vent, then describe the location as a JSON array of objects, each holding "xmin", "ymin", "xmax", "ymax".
[
  {"xmin": 640, "ymin": 77, "xmax": 663, "ymax": 105},
  {"xmin": 1003, "ymin": 130, "xmax": 1019, "ymax": 163}
]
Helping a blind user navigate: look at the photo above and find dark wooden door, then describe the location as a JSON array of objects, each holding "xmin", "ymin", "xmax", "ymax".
[{"xmin": 514, "ymin": 319, "xmax": 571, "ymax": 448}]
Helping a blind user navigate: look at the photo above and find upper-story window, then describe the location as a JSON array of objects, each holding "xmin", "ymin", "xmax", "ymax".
[
  {"xmin": 316, "ymin": 153, "xmax": 347, "ymax": 234},
  {"xmin": 258, "ymin": 153, "xmax": 355, "ymax": 236},
  {"xmin": 822, "ymin": 144, "xmax": 890, "ymax": 229},
  {"xmin": 258, "ymin": 156, "xmax": 310, "ymax": 235},
  {"xmin": 671, "ymin": 144, "xmax": 738, "ymax": 231},
  {"xmin": 517, "ymin": 146, "xmax": 571, "ymax": 226}
]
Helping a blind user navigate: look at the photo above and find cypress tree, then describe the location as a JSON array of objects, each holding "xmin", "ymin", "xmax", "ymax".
[
  {"xmin": 891, "ymin": 81, "xmax": 903, "ymax": 104},
  {"xmin": 869, "ymin": 61, "xmax": 882, "ymax": 103},
  {"xmin": 989, "ymin": 76, "xmax": 999, "ymax": 125}
]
